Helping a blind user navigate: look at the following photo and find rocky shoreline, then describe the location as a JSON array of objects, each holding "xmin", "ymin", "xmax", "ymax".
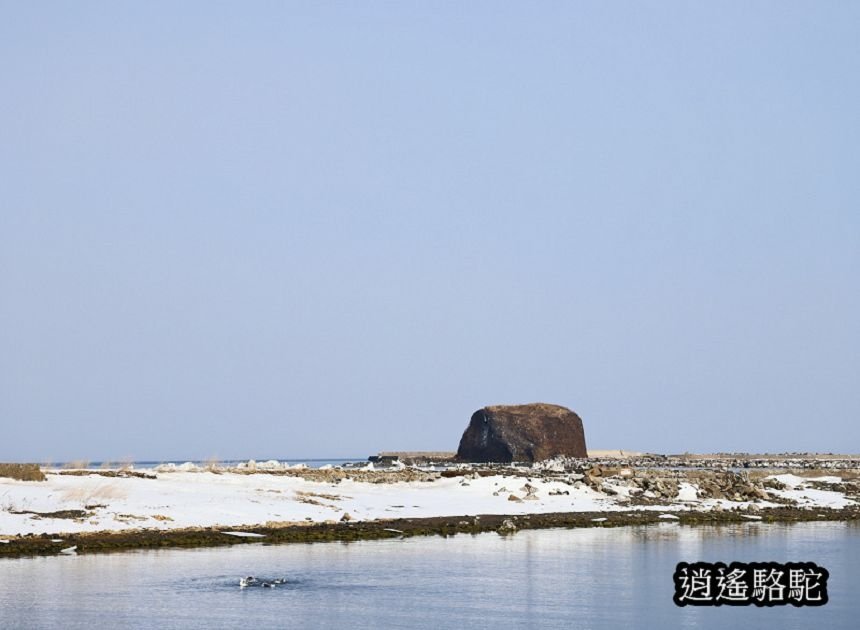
[
  {"xmin": 2, "ymin": 505, "xmax": 858, "ymax": 560},
  {"xmin": 581, "ymin": 454, "xmax": 860, "ymax": 471},
  {"xmin": 3, "ymin": 456, "xmax": 858, "ymax": 559}
]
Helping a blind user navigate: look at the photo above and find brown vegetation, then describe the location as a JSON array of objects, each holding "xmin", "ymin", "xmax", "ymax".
[
  {"xmin": 2, "ymin": 506, "xmax": 858, "ymax": 560},
  {"xmin": 0, "ymin": 463, "xmax": 46, "ymax": 482}
]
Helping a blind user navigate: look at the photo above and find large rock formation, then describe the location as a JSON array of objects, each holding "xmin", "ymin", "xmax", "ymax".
[{"xmin": 456, "ymin": 403, "xmax": 587, "ymax": 463}]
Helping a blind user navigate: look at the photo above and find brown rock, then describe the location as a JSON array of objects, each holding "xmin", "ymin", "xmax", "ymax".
[
  {"xmin": 456, "ymin": 403, "xmax": 587, "ymax": 463},
  {"xmin": 588, "ymin": 465, "xmax": 605, "ymax": 478}
]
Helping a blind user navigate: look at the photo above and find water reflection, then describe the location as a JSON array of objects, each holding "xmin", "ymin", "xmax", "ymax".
[{"xmin": 0, "ymin": 522, "xmax": 856, "ymax": 629}]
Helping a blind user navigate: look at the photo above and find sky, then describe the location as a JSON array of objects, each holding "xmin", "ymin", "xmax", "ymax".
[{"xmin": 1, "ymin": 2, "xmax": 858, "ymax": 462}]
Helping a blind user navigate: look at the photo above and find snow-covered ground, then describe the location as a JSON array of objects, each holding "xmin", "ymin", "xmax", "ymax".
[
  {"xmin": 764, "ymin": 474, "xmax": 855, "ymax": 509},
  {"xmin": 0, "ymin": 469, "xmax": 855, "ymax": 537}
]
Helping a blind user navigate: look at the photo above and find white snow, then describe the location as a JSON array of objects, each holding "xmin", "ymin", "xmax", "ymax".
[
  {"xmin": 0, "ymin": 469, "xmax": 853, "ymax": 536},
  {"xmin": 767, "ymin": 474, "xmax": 844, "ymax": 488},
  {"xmin": 768, "ymin": 474, "xmax": 806, "ymax": 488},
  {"xmin": 676, "ymin": 482, "xmax": 699, "ymax": 503},
  {"xmin": 811, "ymin": 476, "xmax": 844, "ymax": 484},
  {"xmin": 220, "ymin": 531, "xmax": 266, "ymax": 538},
  {"xmin": 765, "ymin": 474, "xmax": 855, "ymax": 509},
  {"xmin": 771, "ymin": 488, "xmax": 854, "ymax": 509}
]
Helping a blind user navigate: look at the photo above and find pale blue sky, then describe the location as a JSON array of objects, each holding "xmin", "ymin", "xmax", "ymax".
[{"xmin": 1, "ymin": 2, "xmax": 858, "ymax": 462}]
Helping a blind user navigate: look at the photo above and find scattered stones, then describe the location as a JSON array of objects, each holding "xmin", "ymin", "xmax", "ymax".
[
  {"xmin": 10, "ymin": 509, "xmax": 91, "ymax": 520},
  {"xmin": 497, "ymin": 518, "xmax": 518, "ymax": 535},
  {"xmin": 520, "ymin": 483, "xmax": 538, "ymax": 499},
  {"xmin": 59, "ymin": 469, "xmax": 156, "ymax": 480},
  {"xmin": 691, "ymin": 471, "xmax": 770, "ymax": 503},
  {"xmin": 513, "ymin": 453, "xmax": 860, "ymax": 472},
  {"xmin": 762, "ymin": 478, "xmax": 787, "ymax": 490},
  {"xmin": 507, "ymin": 494, "xmax": 523, "ymax": 503}
]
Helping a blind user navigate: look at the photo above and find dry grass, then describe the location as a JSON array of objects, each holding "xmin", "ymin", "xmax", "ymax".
[
  {"xmin": 63, "ymin": 460, "xmax": 91, "ymax": 470},
  {"xmin": 60, "ymin": 482, "xmax": 127, "ymax": 503},
  {"xmin": 263, "ymin": 519, "xmax": 317, "ymax": 528},
  {"xmin": 296, "ymin": 490, "xmax": 348, "ymax": 501},
  {"xmin": 0, "ymin": 463, "xmax": 46, "ymax": 481},
  {"xmin": 114, "ymin": 514, "xmax": 148, "ymax": 523},
  {"xmin": 293, "ymin": 491, "xmax": 341, "ymax": 510}
]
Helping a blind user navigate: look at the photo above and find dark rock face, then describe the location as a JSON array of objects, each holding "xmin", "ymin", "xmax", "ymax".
[{"xmin": 456, "ymin": 403, "xmax": 587, "ymax": 463}]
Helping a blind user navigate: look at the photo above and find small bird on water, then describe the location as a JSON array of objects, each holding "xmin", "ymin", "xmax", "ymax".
[{"xmin": 239, "ymin": 576, "xmax": 287, "ymax": 588}]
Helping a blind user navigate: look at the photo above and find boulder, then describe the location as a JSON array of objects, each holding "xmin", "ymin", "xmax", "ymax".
[
  {"xmin": 456, "ymin": 403, "xmax": 587, "ymax": 463},
  {"xmin": 497, "ymin": 518, "xmax": 518, "ymax": 535}
]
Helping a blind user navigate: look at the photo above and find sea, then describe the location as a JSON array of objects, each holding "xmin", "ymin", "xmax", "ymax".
[
  {"xmin": 63, "ymin": 459, "xmax": 365, "ymax": 470},
  {"xmin": 1, "ymin": 521, "xmax": 857, "ymax": 629}
]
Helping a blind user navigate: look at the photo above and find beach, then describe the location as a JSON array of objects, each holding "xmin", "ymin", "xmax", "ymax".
[{"xmin": 2, "ymin": 458, "xmax": 858, "ymax": 557}]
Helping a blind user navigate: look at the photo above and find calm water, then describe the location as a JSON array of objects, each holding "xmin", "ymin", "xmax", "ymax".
[
  {"xmin": 1, "ymin": 522, "xmax": 857, "ymax": 629},
  {"xmin": 60, "ymin": 459, "xmax": 363, "ymax": 470}
]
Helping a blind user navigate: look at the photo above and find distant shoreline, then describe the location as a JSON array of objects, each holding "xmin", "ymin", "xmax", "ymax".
[{"xmin": 6, "ymin": 452, "xmax": 860, "ymax": 469}]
